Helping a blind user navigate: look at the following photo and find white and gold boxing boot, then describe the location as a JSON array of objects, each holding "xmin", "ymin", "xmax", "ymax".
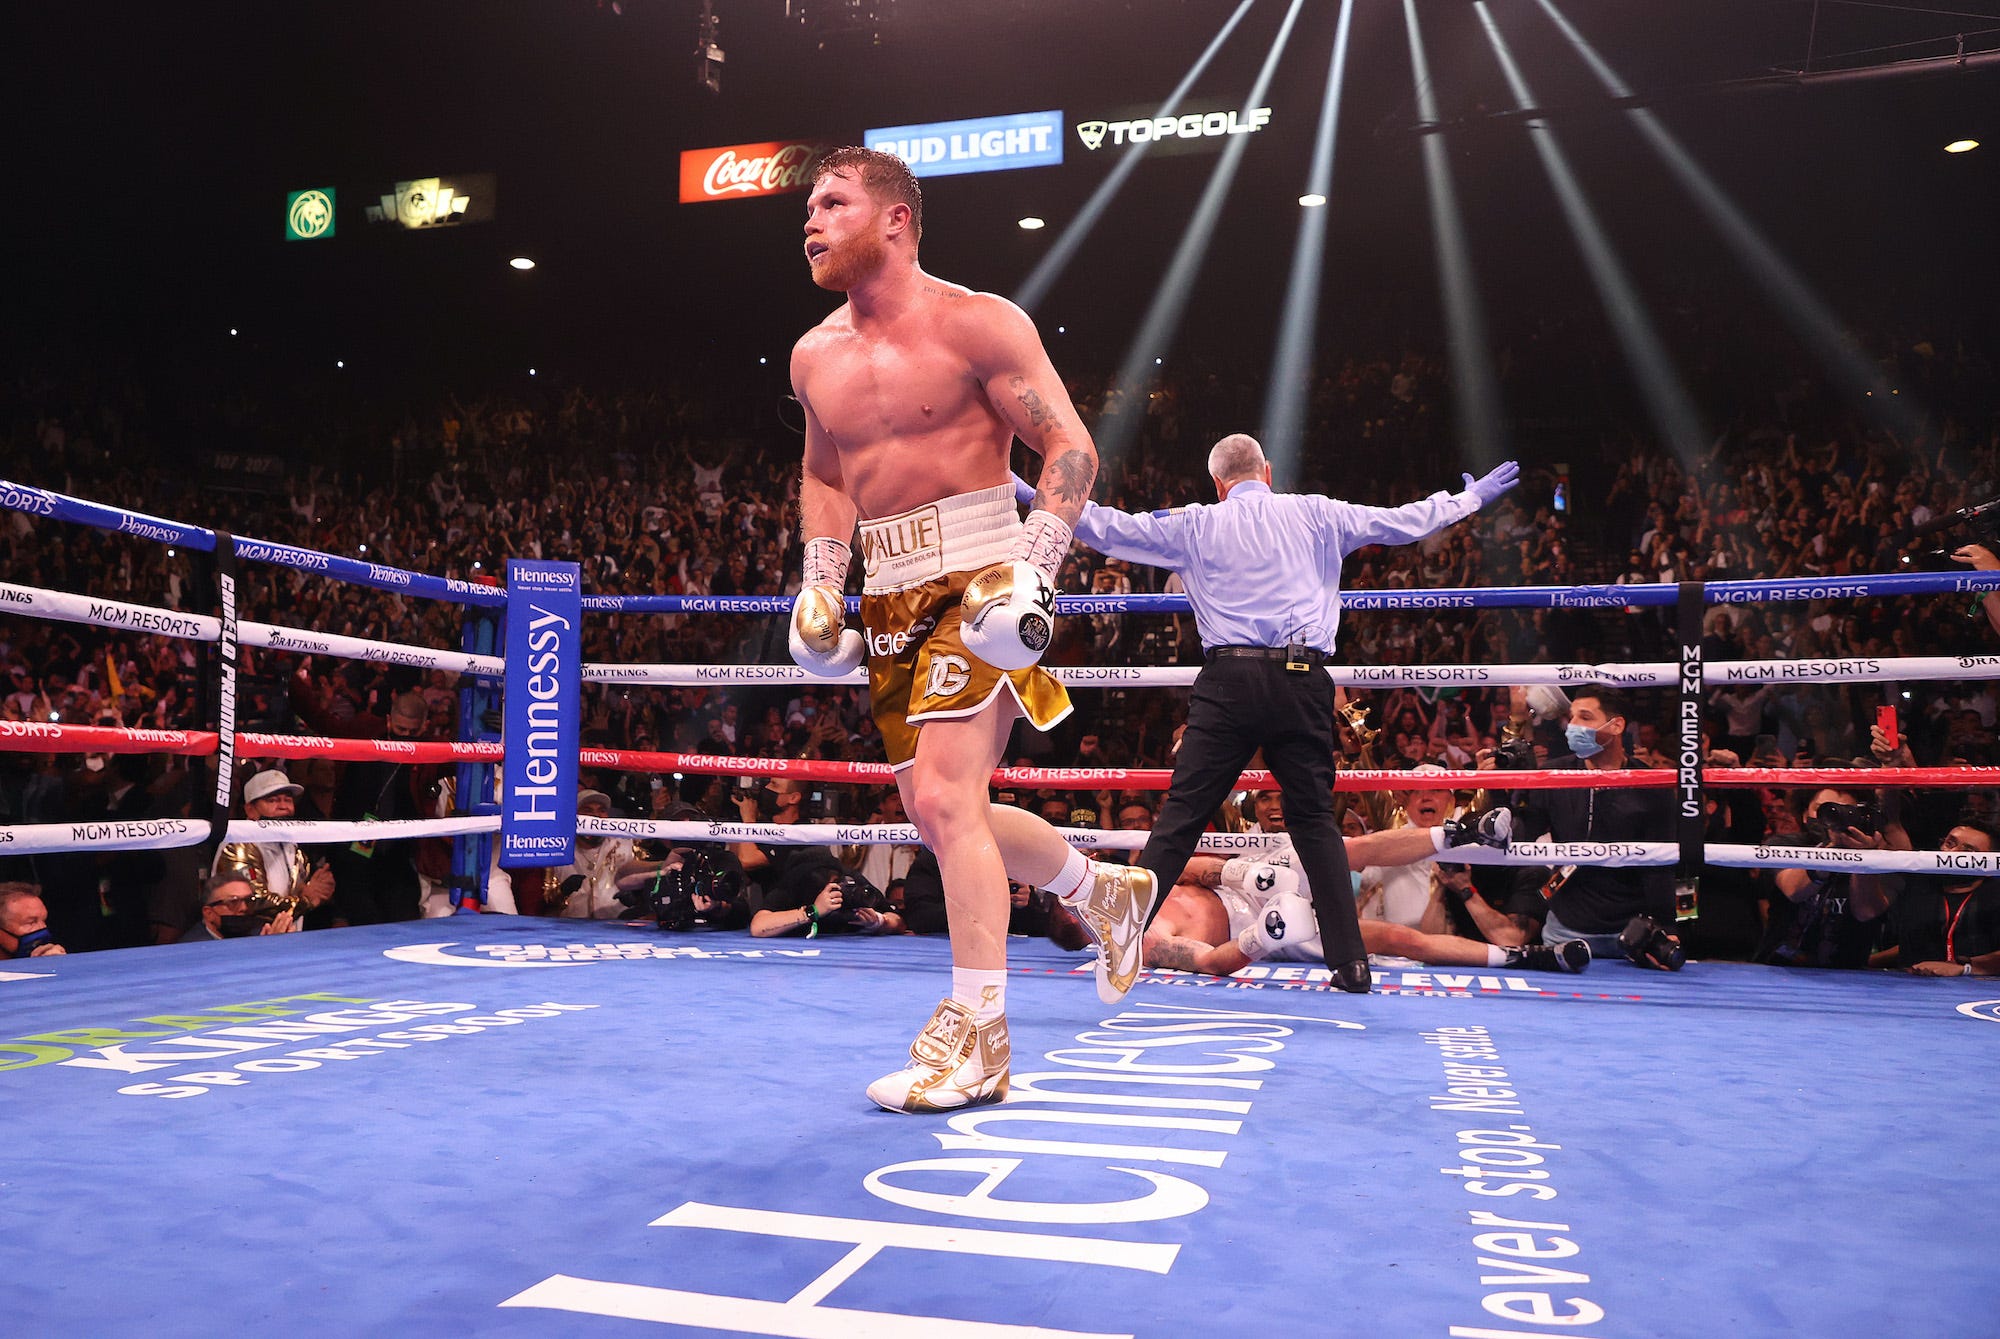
[
  {"xmin": 1067, "ymin": 863, "xmax": 1159, "ymax": 1004},
  {"xmin": 866, "ymin": 999, "xmax": 1011, "ymax": 1114}
]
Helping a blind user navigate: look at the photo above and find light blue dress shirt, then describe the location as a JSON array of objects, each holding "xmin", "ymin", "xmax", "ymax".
[{"xmin": 1072, "ymin": 480, "xmax": 1479, "ymax": 655}]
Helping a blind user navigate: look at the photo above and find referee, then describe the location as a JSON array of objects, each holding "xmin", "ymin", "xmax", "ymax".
[{"xmin": 1034, "ymin": 434, "xmax": 1518, "ymax": 992}]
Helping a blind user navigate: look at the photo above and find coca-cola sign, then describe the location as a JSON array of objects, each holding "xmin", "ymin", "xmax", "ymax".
[{"xmin": 679, "ymin": 139, "xmax": 826, "ymax": 204}]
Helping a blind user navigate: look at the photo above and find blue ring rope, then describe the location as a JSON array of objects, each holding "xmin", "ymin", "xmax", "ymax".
[{"xmin": 7, "ymin": 479, "xmax": 1998, "ymax": 614}]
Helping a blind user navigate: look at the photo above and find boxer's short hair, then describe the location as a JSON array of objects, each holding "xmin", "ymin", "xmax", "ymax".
[{"xmin": 813, "ymin": 146, "xmax": 923, "ymax": 242}]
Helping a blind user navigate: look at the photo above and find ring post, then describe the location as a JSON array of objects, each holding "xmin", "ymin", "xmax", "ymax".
[
  {"xmin": 1675, "ymin": 580, "xmax": 1704, "ymax": 922},
  {"xmin": 452, "ymin": 603, "xmax": 503, "ymax": 912}
]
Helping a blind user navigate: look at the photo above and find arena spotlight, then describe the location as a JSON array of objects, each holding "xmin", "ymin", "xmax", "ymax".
[
  {"xmin": 1945, "ymin": 139, "xmax": 1980, "ymax": 153},
  {"xmin": 1476, "ymin": 1, "xmax": 1704, "ymax": 464},
  {"xmin": 228, "ymin": 327, "xmax": 238, "ymax": 337},
  {"xmin": 1262, "ymin": 0, "xmax": 1357, "ymax": 483},
  {"xmin": 1399, "ymin": 0, "xmax": 1506, "ymax": 465},
  {"xmin": 510, "ymin": 257, "xmax": 536, "ymax": 270},
  {"xmin": 1013, "ymin": 0, "xmax": 1255, "ymax": 314},
  {"xmin": 1530, "ymin": 0, "xmax": 1908, "ymax": 428},
  {"xmin": 1095, "ymin": 0, "xmax": 1308, "ymax": 466},
  {"xmin": 1017, "ymin": 217, "xmax": 1046, "ymax": 231}
]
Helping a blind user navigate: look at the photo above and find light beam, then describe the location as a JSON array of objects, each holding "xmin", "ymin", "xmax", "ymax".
[
  {"xmin": 1476, "ymin": 1, "xmax": 1706, "ymax": 465},
  {"xmin": 1402, "ymin": 0, "xmax": 1507, "ymax": 468},
  {"xmin": 1095, "ymin": 0, "xmax": 1309, "ymax": 466},
  {"xmin": 1258, "ymin": 0, "xmax": 1357, "ymax": 485},
  {"xmin": 1014, "ymin": 0, "xmax": 1258, "ymax": 315},
  {"xmin": 1532, "ymin": 0, "xmax": 1911, "ymax": 429}
]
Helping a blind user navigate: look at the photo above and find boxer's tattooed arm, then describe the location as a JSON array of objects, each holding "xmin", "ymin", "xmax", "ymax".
[
  {"xmin": 1145, "ymin": 936, "xmax": 1215, "ymax": 975},
  {"xmin": 1010, "ymin": 376, "xmax": 1054, "ymax": 428},
  {"xmin": 1030, "ymin": 447, "xmax": 1097, "ymax": 525},
  {"xmin": 1182, "ymin": 857, "xmax": 1225, "ymax": 888}
]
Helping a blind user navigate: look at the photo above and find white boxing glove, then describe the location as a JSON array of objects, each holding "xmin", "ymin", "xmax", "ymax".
[
  {"xmin": 1219, "ymin": 858, "xmax": 1301, "ymax": 900},
  {"xmin": 789, "ymin": 585, "xmax": 864, "ymax": 677},
  {"xmin": 959, "ymin": 560, "xmax": 1057, "ymax": 672},
  {"xmin": 1234, "ymin": 891, "xmax": 1317, "ymax": 962}
]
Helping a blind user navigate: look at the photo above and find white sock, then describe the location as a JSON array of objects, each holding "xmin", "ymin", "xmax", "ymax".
[
  {"xmin": 1486, "ymin": 944, "xmax": 1509, "ymax": 968},
  {"xmin": 952, "ymin": 967, "xmax": 1007, "ymax": 1021},
  {"xmin": 1044, "ymin": 847, "xmax": 1092, "ymax": 903}
]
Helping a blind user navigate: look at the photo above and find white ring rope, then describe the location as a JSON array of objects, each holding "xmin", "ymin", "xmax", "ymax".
[
  {"xmin": 2, "ymin": 581, "xmax": 503, "ymax": 677},
  {"xmin": 582, "ymin": 655, "xmax": 2000, "ymax": 689},
  {"xmin": 11, "ymin": 581, "xmax": 1997, "ymax": 689},
  {"xmin": 7, "ymin": 810, "xmax": 1996, "ymax": 878}
]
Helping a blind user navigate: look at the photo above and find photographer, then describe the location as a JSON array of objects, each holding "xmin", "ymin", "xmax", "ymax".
[
  {"xmin": 1875, "ymin": 820, "xmax": 2000, "ymax": 977},
  {"xmin": 1500, "ymin": 684, "xmax": 1682, "ymax": 967},
  {"xmin": 727, "ymin": 777, "xmax": 842, "ymax": 907},
  {"xmin": 1952, "ymin": 542, "xmax": 2000, "ymax": 637},
  {"xmin": 612, "ymin": 803, "xmax": 749, "ymax": 931},
  {"xmin": 1754, "ymin": 783, "xmax": 1905, "ymax": 969},
  {"xmin": 749, "ymin": 850, "xmax": 904, "ymax": 938}
]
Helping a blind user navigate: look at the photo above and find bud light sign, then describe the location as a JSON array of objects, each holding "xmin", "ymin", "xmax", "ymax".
[
  {"xmin": 501, "ymin": 561, "xmax": 582, "ymax": 867},
  {"xmin": 864, "ymin": 110, "xmax": 1063, "ymax": 178}
]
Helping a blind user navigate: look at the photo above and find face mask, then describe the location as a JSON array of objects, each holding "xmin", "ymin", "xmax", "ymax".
[
  {"xmin": 84, "ymin": 755, "xmax": 106, "ymax": 773},
  {"xmin": 1350, "ymin": 872, "xmax": 1364, "ymax": 896},
  {"xmin": 10, "ymin": 927, "xmax": 52, "ymax": 958},
  {"xmin": 1566, "ymin": 723, "xmax": 1605, "ymax": 759},
  {"xmin": 217, "ymin": 914, "xmax": 268, "ymax": 939}
]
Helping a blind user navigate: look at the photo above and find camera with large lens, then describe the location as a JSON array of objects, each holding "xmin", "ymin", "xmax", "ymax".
[
  {"xmin": 1805, "ymin": 801, "xmax": 1882, "ymax": 845},
  {"xmin": 1896, "ymin": 497, "xmax": 2000, "ymax": 573},
  {"xmin": 1494, "ymin": 738, "xmax": 1539, "ymax": 770},
  {"xmin": 1618, "ymin": 914, "xmax": 1686, "ymax": 971},
  {"xmin": 830, "ymin": 871, "xmax": 887, "ymax": 921},
  {"xmin": 619, "ymin": 848, "xmax": 742, "ymax": 931}
]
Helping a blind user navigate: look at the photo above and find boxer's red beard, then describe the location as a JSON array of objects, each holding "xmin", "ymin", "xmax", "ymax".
[{"xmin": 810, "ymin": 232, "xmax": 886, "ymax": 292}]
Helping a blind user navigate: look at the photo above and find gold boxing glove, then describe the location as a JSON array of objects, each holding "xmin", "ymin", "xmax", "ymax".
[{"xmin": 789, "ymin": 584, "xmax": 864, "ymax": 676}]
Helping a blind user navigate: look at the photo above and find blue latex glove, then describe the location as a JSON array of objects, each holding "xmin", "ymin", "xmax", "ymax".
[{"xmin": 1461, "ymin": 461, "xmax": 1520, "ymax": 509}]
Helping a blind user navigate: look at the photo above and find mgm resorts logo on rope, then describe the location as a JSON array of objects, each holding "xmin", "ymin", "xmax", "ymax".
[{"xmin": 1076, "ymin": 105, "xmax": 1272, "ymax": 152}]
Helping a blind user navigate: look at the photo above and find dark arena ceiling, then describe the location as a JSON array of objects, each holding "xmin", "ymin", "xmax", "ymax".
[{"xmin": 10, "ymin": 0, "xmax": 1998, "ymax": 385}]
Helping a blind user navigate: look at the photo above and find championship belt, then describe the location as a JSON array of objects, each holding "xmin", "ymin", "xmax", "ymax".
[
  {"xmin": 1338, "ymin": 700, "xmax": 1395, "ymax": 833},
  {"xmin": 214, "ymin": 842, "xmax": 312, "ymax": 919}
]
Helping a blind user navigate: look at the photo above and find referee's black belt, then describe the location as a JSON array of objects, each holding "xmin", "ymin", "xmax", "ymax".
[{"xmin": 1206, "ymin": 644, "xmax": 1329, "ymax": 672}]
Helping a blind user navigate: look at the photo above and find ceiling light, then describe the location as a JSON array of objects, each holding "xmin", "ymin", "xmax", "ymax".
[
  {"xmin": 1299, "ymin": 193, "xmax": 1327, "ymax": 208},
  {"xmin": 510, "ymin": 256, "xmax": 537, "ymax": 270},
  {"xmin": 1017, "ymin": 217, "xmax": 1046, "ymax": 230},
  {"xmin": 1944, "ymin": 139, "xmax": 1979, "ymax": 154}
]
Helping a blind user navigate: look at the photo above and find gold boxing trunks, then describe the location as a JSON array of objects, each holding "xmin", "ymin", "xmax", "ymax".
[{"xmin": 858, "ymin": 483, "xmax": 1072, "ymax": 770}]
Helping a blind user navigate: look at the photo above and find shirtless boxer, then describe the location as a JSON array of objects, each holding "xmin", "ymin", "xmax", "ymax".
[
  {"xmin": 787, "ymin": 147, "xmax": 1156, "ymax": 1114},
  {"xmin": 1143, "ymin": 792, "xmax": 1592, "ymax": 978}
]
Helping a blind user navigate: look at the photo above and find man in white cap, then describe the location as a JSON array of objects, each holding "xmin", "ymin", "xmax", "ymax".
[{"xmin": 211, "ymin": 768, "xmax": 335, "ymax": 932}]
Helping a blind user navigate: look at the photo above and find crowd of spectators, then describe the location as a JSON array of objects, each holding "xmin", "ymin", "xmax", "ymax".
[{"xmin": 2, "ymin": 300, "xmax": 1997, "ymax": 968}]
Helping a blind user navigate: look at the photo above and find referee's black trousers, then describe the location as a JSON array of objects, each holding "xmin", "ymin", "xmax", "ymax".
[{"xmin": 1136, "ymin": 655, "xmax": 1366, "ymax": 966}]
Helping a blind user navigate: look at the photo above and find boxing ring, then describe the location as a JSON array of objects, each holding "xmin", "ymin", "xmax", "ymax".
[{"xmin": 4, "ymin": 479, "xmax": 1999, "ymax": 1338}]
